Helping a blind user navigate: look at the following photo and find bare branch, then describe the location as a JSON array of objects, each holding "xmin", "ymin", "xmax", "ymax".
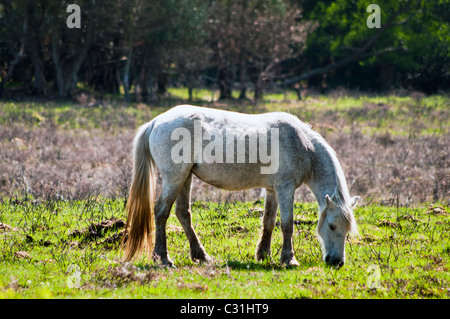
[{"xmin": 360, "ymin": 46, "xmax": 407, "ymax": 59}]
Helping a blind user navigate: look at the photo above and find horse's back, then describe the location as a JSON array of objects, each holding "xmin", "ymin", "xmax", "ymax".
[
  {"xmin": 149, "ymin": 105, "xmax": 314, "ymax": 190},
  {"xmin": 157, "ymin": 104, "xmax": 300, "ymax": 123}
]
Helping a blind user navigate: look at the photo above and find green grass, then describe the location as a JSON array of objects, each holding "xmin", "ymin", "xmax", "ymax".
[
  {"xmin": 0, "ymin": 101, "xmax": 157, "ymax": 131},
  {"xmin": 1, "ymin": 198, "xmax": 448, "ymax": 298},
  {"xmin": 2, "ymin": 91, "xmax": 447, "ymax": 137},
  {"xmin": 0, "ymin": 92, "xmax": 448, "ymax": 298}
]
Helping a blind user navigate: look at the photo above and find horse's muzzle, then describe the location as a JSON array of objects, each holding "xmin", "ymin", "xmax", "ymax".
[{"xmin": 325, "ymin": 255, "xmax": 344, "ymax": 268}]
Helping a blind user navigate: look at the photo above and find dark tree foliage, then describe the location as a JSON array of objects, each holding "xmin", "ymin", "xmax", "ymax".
[
  {"xmin": 0, "ymin": 0, "xmax": 447, "ymax": 100},
  {"xmin": 297, "ymin": 0, "xmax": 449, "ymax": 93}
]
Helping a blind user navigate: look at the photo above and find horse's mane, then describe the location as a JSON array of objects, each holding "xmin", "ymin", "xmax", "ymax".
[
  {"xmin": 307, "ymin": 127, "xmax": 358, "ymax": 235},
  {"xmin": 332, "ymin": 153, "xmax": 358, "ymax": 234}
]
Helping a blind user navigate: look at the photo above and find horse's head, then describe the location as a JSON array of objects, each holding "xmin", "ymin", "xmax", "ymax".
[{"xmin": 317, "ymin": 191, "xmax": 359, "ymax": 268}]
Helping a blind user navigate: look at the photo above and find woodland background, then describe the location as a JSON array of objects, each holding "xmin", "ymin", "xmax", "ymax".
[{"xmin": 0, "ymin": 0, "xmax": 448, "ymax": 101}]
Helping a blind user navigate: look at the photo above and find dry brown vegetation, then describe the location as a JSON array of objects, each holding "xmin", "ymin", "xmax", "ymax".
[
  {"xmin": 0, "ymin": 94, "xmax": 448, "ymax": 206},
  {"xmin": 0, "ymin": 124, "xmax": 133, "ymax": 200}
]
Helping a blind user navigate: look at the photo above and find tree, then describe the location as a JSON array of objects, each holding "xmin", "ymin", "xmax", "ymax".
[
  {"xmin": 284, "ymin": 0, "xmax": 448, "ymax": 93},
  {"xmin": 0, "ymin": 0, "xmax": 27, "ymax": 96},
  {"xmin": 0, "ymin": 0, "xmax": 446, "ymax": 99},
  {"xmin": 114, "ymin": 0, "xmax": 209, "ymax": 102},
  {"xmin": 48, "ymin": 0, "xmax": 99, "ymax": 98},
  {"xmin": 207, "ymin": 0, "xmax": 314, "ymax": 101}
]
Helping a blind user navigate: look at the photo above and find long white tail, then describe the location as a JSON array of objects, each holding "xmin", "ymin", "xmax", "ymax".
[{"xmin": 122, "ymin": 122, "xmax": 156, "ymax": 261}]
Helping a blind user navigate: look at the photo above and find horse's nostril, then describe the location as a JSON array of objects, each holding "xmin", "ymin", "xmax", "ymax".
[{"xmin": 325, "ymin": 255, "xmax": 344, "ymax": 268}]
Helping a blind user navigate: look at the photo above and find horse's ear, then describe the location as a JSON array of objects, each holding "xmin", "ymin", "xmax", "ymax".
[
  {"xmin": 350, "ymin": 196, "xmax": 360, "ymax": 208},
  {"xmin": 326, "ymin": 194, "xmax": 336, "ymax": 208},
  {"xmin": 331, "ymin": 186, "xmax": 338, "ymax": 202}
]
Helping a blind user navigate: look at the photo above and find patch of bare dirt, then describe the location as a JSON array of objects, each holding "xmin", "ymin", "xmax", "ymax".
[
  {"xmin": 0, "ymin": 222, "xmax": 14, "ymax": 231},
  {"xmin": 94, "ymin": 263, "xmax": 157, "ymax": 289},
  {"xmin": 425, "ymin": 205, "xmax": 449, "ymax": 216},
  {"xmin": 14, "ymin": 251, "xmax": 31, "ymax": 259},
  {"xmin": 69, "ymin": 217, "xmax": 125, "ymax": 243},
  {"xmin": 377, "ymin": 219, "xmax": 399, "ymax": 228}
]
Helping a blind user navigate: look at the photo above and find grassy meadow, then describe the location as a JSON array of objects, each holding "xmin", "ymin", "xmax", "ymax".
[{"xmin": 0, "ymin": 89, "xmax": 448, "ymax": 298}]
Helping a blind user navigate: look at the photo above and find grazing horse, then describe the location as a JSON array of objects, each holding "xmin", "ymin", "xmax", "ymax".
[{"xmin": 122, "ymin": 105, "xmax": 359, "ymax": 268}]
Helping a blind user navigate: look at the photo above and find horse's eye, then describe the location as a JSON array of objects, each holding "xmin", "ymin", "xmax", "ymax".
[{"xmin": 329, "ymin": 224, "xmax": 336, "ymax": 231}]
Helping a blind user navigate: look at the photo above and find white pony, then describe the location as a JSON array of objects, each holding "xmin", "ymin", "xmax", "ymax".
[{"xmin": 122, "ymin": 105, "xmax": 359, "ymax": 268}]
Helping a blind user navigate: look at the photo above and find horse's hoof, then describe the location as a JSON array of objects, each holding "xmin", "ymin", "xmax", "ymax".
[
  {"xmin": 201, "ymin": 255, "xmax": 213, "ymax": 264},
  {"xmin": 287, "ymin": 259, "xmax": 300, "ymax": 267},
  {"xmin": 281, "ymin": 257, "xmax": 299, "ymax": 267},
  {"xmin": 256, "ymin": 255, "xmax": 272, "ymax": 263},
  {"xmin": 162, "ymin": 260, "xmax": 176, "ymax": 268},
  {"xmin": 154, "ymin": 254, "xmax": 175, "ymax": 268},
  {"xmin": 255, "ymin": 250, "xmax": 272, "ymax": 262},
  {"xmin": 194, "ymin": 253, "xmax": 212, "ymax": 264},
  {"xmin": 191, "ymin": 247, "xmax": 212, "ymax": 264}
]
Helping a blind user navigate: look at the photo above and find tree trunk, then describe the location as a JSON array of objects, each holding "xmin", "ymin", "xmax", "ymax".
[
  {"xmin": 218, "ymin": 66, "xmax": 232, "ymax": 100},
  {"xmin": 25, "ymin": 0, "xmax": 46, "ymax": 96},
  {"xmin": 28, "ymin": 41, "xmax": 47, "ymax": 96},
  {"xmin": 26, "ymin": 30, "xmax": 46, "ymax": 95},
  {"xmin": 187, "ymin": 73, "xmax": 195, "ymax": 102},
  {"xmin": 188, "ymin": 87, "xmax": 193, "ymax": 102},
  {"xmin": 238, "ymin": 56, "xmax": 247, "ymax": 100},
  {"xmin": 139, "ymin": 66, "xmax": 148, "ymax": 103},
  {"xmin": 51, "ymin": 34, "xmax": 64, "ymax": 97},
  {"xmin": 296, "ymin": 86, "xmax": 302, "ymax": 101},
  {"xmin": 123, "ymin": 47, "xmax": 132, "ymax": 103},
  {"xmin": 157, "ymin": 72, "xmax": 168, "ymax": 95},
  {"xmin": 254, "ymin": 72, "xmax": 263, "ymax": 101},
  {"xmin": 66, "ymin": 22, "xmax": 93, "ymax": 97},
  {"xmin": 147, "ymin": 70, "xmax": 157, "ymax": 103},
  {"xmin": 1, "ymin": 48, "xmax": 25, "ymax": 97}
]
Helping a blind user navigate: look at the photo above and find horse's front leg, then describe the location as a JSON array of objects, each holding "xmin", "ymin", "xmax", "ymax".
[
  {"xmin": 255, "ymin": 189, "xmax": 278, "ymax": 261},
  {"xmin": 175, "ymin": 173, "xmax": 211, "ymax": 264},
  {"xmin": 276, "ymin": 182, "xmax": 299, "ymax": 267}
]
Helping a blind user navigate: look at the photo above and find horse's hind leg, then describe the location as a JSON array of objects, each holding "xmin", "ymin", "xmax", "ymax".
[
  {"xmin": 175, "ymin": 173, "xmax": 212, "ymax": 263},
  {"xmin": 255, "ymin": 189, "xmax": 278, "ymax": 261},
  {"xmin": 153, "ymin": 177, "xmax": 187, "ymax": 267}
]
